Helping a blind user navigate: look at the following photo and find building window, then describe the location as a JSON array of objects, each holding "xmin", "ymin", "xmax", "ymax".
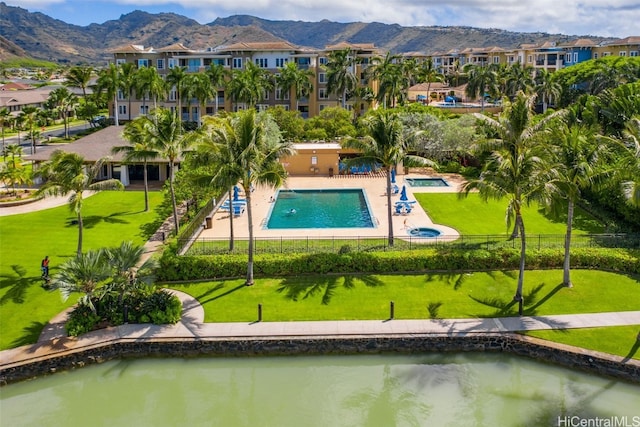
[
  {"xmin": 139, "ymin": 105, "xmax": 149, "ymax": 115},
  {"xmin": 255, "ymin": 58, "xmax": 268, "ymax": 68},
  {"xmin": 319, "ymin": 56, "xmax": 328, "ymax": 65},
  {"xmin": 169, "ymin": 89, "xmax": 177, "ymax": 101},
  {"xmin": 276, "ymin": 58, "xmax": 288, "ymax": 67},
  {"xmin": 275, "ymin": 88, "xmax": 289, "ymax": 100},
  {"xmin": 256, "ymin": 104, "xmax": 269, "ymax": 112},
  {"xmin": 602, "ymin": 52, "xmax": 611, "ymax": 57},
  {"xmin": 117, "ymin": 89, "xmax": 125, "ymax": 101},
  {"xmin": 168, "ymin": 59, "xmax": 178, "ymax": 69},
  {"xmin": 527, "ymin": 55, "xmax": 532, "ymax": 63},
  {"xmin": 116, "ymin": 59, "xmax": 126, "ymax": 65},
  {"xmin": 631, "ymin": 51, "xmax": 639, "ymax": 57},
  {"xmin": 318, "ymin": 73, "xmax": 326, "ymax": 83},
  {"xmin": 137, "ymin": 59, "xmax": 149, "ymax": 68},
  {"xmin": 619, "ymin": 51, "xmax": 627, "ymax": 56},
  {"xmin": 493, "ymin": 56, "xmax": 500, "ymax": 63},
  {"xmin": 319, "ymin": 88, "xmax": 329, "ymax": 99},
  {"xmin": 262, "ymin": 90, "xmax": 269, "ymax": 101},
  {"xmin": 593, "ymin": 53, "xmax": 598, "ymax": 59},
  {"xmin": 574, "ymin": 52, "xmax": 578, "ymax": 63},
  {"xmin": 118, "ymin": 105, "xmax": 127, "ymax": 115},
  {"xmin": 311, "ymin": 156, "xmax": 318, "ymax": 165},
  {"xmin": 233, "ymin": 58, "xmax": 243, "ymax": 69},
  {"xmin": 157, "ymin": 59, "xmax": 164, "ymax": 70}
]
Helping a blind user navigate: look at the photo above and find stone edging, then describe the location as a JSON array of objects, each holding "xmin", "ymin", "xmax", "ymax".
[{"xmin": 1, "ymin": 333, "xmax": 638, "ymax": 386}]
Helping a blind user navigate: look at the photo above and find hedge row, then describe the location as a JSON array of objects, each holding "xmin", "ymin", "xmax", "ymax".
[{"xmin": 157, "ymin": 247, "xmax": 640, "ymax": 282}]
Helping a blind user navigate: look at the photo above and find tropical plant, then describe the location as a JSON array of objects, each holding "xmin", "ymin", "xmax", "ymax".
[
  {"xmin": 536, "ymin": 69, "xmax": 562, "ymax": 113},
  {"xmin": 187, "ymin": 72, "xmax": 214, "ymax": 125},
  {"xmin": 166, "ymin": 66, "xmax": 188, "ymax": 124},
  {"xmin": 113, "ymin": 117, "xmax": 160, "ymax": 211},
  {"xmin": 416, "ymin": 58, "xmax": 445, "ymax": 105},
  {"xmin": 369, "ymin": 51, "xmax": 405, "ymax": 108},
  {"xmin": 19, "ymin": 106, "xmax": 40, "ymax": 152},
  {"xmin": 96, "ymin": 63, "xmax": 121, "ymax": 126},
  {"xmin": 461, "ymin": 92, "xmax": 558, "ymax": 315},
  {"xmin": 140, "ymin": 108, "xmax": 193, "ymax": 234},
  {"xmin": 134, "ymin": 65, "xmax": 166, "ymax": 115},
  {"xmin": 64, "ymin": 65, "xmax": 93, "ymax": 99},
  {"xmin": 616, "ymin": 116, "xmax": 640, "ymax": 207},
  {"xmin": 35, "ymin": 150, "xmax": 124, "ymax": 256},
  {"xmin": 342, "ymin": 110, "xmax": 436, "ymax": 246},
  {"xmin": 276, "ymin": 61, "xmax": 315, "ymax": 113},
  {"xmin": 118, "ymin": 62, "xmax": 137, "ymax": 121},
  {"xmin": 0, "ymin": 144, "xmax": 31, "ymax": 194},
  {"xmin": 205, "ymin": 63, "xmax": 228, "ymax": 114},
  {"xmin": 464, "ymin": 64, "xmax": 498, "ymax": 111},
  {"xmin": 325, "ymin": 48, "xmax": 359, "ymax": 109},
  {"xmin": 46, "ymin": 87, "xmax": 77, "ymax": 138},
  {"xmin": 227, "ymin": 62, "xmax": 274, "ymax": 109},
  {"xmin": 102, "ymin": 241, "xmax": 157, "ymax": 307},
  {"xmin": 0, "ymin": 107, "xmax": 11, "ymax": 157}
]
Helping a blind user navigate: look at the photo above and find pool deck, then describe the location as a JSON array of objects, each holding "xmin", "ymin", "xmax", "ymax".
[{"xmin": 199, "ymin": 173, "xmax": 463, "ymax": 240}]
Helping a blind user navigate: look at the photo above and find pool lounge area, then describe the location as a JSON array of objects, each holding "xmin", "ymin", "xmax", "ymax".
[{"xmin": 200, "ymin": 175, "xmax": 461, "ymax": 241}]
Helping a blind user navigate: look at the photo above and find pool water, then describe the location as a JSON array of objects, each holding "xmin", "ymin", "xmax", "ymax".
[
  {"xmin": 266, "ymin": 189, "xmax": 374, "ymax": 229},
  {"xmin": 409, "ymin": 227, "xmax": 442, "ymax": 237},
  {"xmin": 405, "ymin": 178, "xmax": 449, "ymax": 187}
]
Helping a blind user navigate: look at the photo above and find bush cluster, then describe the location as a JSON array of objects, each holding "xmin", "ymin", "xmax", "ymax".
[
  {"xmin": 65, "ymin": 289, "xmax": 182, "ymax": 336},
  {"xmin": 157, "ymin": 247, "xmax": 640, "ymax": 282}
]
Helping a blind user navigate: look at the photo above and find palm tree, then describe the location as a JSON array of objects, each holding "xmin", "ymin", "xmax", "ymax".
[
  {"xmin": 536, "ymin": 69, "xmax": 562, "ymax": 113},
  {"xmin": 0, "ymin": 107, "xmax": 11, "ymax": 157},
  {"xmin": 118, "ymin": 62, "xmax": 137, "ymax": 121},
  {"xmin": 113, "ymin": 117, "xmax": 159, "ymax": 211},
  {"xmin": 35, "ymin": 150, "xmax": 124, "ymax": 256},
  {"xmin": 325, "ymin": 48, "xmax": 358, "ymax": 109},
  {"xmin": 342, "ymin": 111, "xmax": 435, "ymax": 247},
  {"xmin": 142, "ymin": 108, "xmax": 192, "ymax": 234},
  {"xmin": 543, "ymin": 117, "xmax": 607, "ymax": 287},
  {"xmin": 227, "ymin": 62, "xmax": 274, "ymax": 110},
  {"xmin": 64, "ymin": 65, "xmax": 93, "ymax": 99},
  {"xmin": 188, "ymin": 72, "xmax": 214, "ymax": 125},
  {"xmin": 416, "ymin": 58, "xmax": 445, "ymax": 105},
  {"xmin": 505, "ymin": 63, "xmax": 536, "ymax": 98},
  {"xmin": 465, "ymin": 64, "xmax": 498, "ymax": 112},
  {"xmin": 166, "ymin": 66, "xmax": 188, "ymax": 124},
  {"xmin": 369, "ymin": 52, "xmax": 404, "ymax": 108},
  {"xmin": 617, "ymin": 116, "xmax": 640, "ymax": 207},
  {"xmin": 213, "ymin": 109, "xmax": 293, "ymax": 285},
  {"xmin": 276, "ymin": 61, "xmax": 315, "ymax": 113},
  {"xmin": 19, "ymin": 106, "xmax": 39, "ymax": 153},
  {"xmin": 47, "ymin": 87, "xmax": 77, "ymax": 138},
  {"xmin": 96, "ymin": 63, "xmax": 121, "ymax": 126},
  {"xmin": 0, "ymin": 144, "xmax": 30, "ymax": 194},
  {"xmin": 461, "ymin": 92, "xmax": 557, "ymax": 315},
  {"xmin": 206, "ymin": 63, "xmax": 228, "ymax": 114}
]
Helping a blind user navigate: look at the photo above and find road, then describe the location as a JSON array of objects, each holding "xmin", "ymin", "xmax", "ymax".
[{"xmin": 2, "ymin": 122, "xmax": 94, "ymax": 155}]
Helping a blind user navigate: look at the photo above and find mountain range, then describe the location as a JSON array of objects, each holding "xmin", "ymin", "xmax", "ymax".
[{"xmin": 0, "ymin": 2, "xmax": 616, "ymax": 66}]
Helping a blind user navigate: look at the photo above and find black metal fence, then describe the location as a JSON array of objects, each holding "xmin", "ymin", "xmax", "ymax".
[
  {"xmin": 180, "ymin": 233, "xmax": 640, "ymax": 256},
  {"xmin": 176, "ymin": 197, "xmax": 217, "ymax": 254}
]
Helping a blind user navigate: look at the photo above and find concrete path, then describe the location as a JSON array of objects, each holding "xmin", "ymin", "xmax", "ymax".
[{"xmin": 0, "ymin": 191, "xmax": 95, "ymax": 216}]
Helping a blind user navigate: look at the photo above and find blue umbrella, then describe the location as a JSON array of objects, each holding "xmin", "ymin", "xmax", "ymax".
[
  {"xmin": 390, "ymin": 168, "xmax": 396, "ymax": 184},
  {"xmin": 400, "ymin": 185, "xmax": 408, "ymax": 201},
  {"xmin": 233, "ymin": 186, "xmax": 240, "ymax": 201}
]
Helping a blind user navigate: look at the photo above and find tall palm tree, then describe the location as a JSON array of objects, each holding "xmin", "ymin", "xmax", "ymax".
[
  {"xmin": 118, "ymin": 62, "xmax": 137, "ymax": 121},
  {"xmin": 206, "ymin": 63, "xmax": 228, "ymax": 114},
  {"xmin": 416, "ymin": 58, "xmax": 445, "ymax": 105},
  {"xmin": 617, "ymin": 116, "xmax": 640, "ymax": 207},
  {"xmin": 227, "ymin": 62, "xmax": 274, "ymax": 110},
  {"xmin": 505, "ymin": 63, "xmax": 536, "ymax": 98},
  {"xmin": 462, "ymin": 92, "xmax": 556, "ymax": 315},
  {"xmin": 0, "ymin": 107, "xmax": 11, "ymax": 157},
  {"xmin": 166, "ymin": 66, "xmax": 188, "ymax": 124},
  {"xmin": 543, "ymin": 117, "xmax": 607, "ymax": 287},
  {"xmin": 64, "ymin": 65, "xmax": 93, "ymax": 99},
  {"xmin": 276, "ymin": 61, "xmax": 315, "ymax": 113},
  {"xmin": 19, "ymin": 106, "xmax": 39, "ymax": 153},
  {"xmin": 465, "ymin": 64, "xmax": 498, "ymax": 112},
  {"xmin": 188, "ymin": 72, "xmax": 214, "ymax": 125},
  {"xmin": 113, "ymin": 117, "xmax": 159, "ymax": 211},
  {"xmin": 325, "ymin": 48, "xmax": 358, "ymax": 109},
  {"xmin": 96, "ymin": 63, "xmax": 121, "ymax": 126},
  {"xmin": 342, "ymin": 111, "xmax": 435, "ymax": 247},
  {"xmin": 142, "ymin": 108, "xmax": 192, "ymax": 234},
  {"xmin": 369, "ymin": 52, "xmax": 404, "ymax": 108},
  {"xmin": 36, "ymin": 150, "xmax": 124, "ymax": 256},
  {"xmin": 47, "ymin": 87, "xmax": 77, "ymax": 139},
  {"xmin": 536, "ymin": 69, "xmax": 562, "ymax": 113},
  {"xmin": 212, "ymin": 109, "xmax": 293, "ymax": 285}
]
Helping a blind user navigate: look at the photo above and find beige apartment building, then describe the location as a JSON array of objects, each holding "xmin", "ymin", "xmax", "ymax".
[{"xmin": 110, "ymin": 41, "xmax": 380, "ymax": 122}]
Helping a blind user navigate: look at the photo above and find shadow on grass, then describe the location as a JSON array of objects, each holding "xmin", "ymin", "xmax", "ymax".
[
  {"xmin": 0, "ymin": 265, "xmax": 38, "ymax": 305},
  {"xmin": 199, "ymin": 283, "xmax": 246, "ymax": 305},
  {"xmin": 538, "ymin": 204, "xmax": 604, "ymax": 233},
  {"xmin": 524, "ymin": 283, "xmax": 566, "ymax": 312},
  {"xmin": 622, "ymin": 334, "xmax": 640, "ymax": 362},
  {"xmin": 277, "ymin": 275, "xmax": 385, "ymax": 305},
  {"xmin": 470, "ymin": 282, "xmax": 544, "ymax": 317},
  {"xmin": 11, "ymin": 321, "xmax": 46, "ymax": 348},
  {"xmin": 65, "ymin": 212, "xmax": 130, "ymax": 229}
]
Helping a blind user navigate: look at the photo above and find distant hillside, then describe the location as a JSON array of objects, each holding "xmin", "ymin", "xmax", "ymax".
[
  {"xmin": 0, "ymin": 34, "xmax": 27, "ymax": 61},
  {"xmin": 0, "ymin": 2, "xmax": 616, "ymax": 65}
]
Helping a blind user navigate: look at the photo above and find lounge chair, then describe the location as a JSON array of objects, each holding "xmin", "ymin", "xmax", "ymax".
[{"xmin": 232, "ymin": 205, "xmax": 245, "ymax": 217}]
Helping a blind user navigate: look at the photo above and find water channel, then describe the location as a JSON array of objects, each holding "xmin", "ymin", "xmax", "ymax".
[{"xmin": 1, "ymin": 353, "xmax": 638, "ymax": 426}]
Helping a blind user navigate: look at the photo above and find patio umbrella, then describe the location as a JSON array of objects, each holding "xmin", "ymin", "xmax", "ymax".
[
  {"xmin": 233, "ymin": 186, "xmax": 240, "ymax": 201},
  {"xmin": 390, "ymin": 168, "xmax": 396, "ymax": 184},
  {"xmin": 400, "ymin": 185, "xmax": 408, "ymax": 201}
]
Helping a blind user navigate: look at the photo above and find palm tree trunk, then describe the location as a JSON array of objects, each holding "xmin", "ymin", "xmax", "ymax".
[
  {"xmin": 228, "ymin": 189, "xmax": 235, "ymax": 252},
  {"xmin": 143, "ymin": 160, "xmax": 149, "ymax": 212},
  {"xmin": 245, "ymin": 186, "xmax": 254, "ymax": 286},
  {"xmin": 169, "ymin": 162, "xmax": 179, "ymax": 235},
  {"xmin": 509, "ymin": 215, "xmax": 520, "ymax": 240},
  {"xmin": 77, "ymin": 211, "xmax": 83, "ymax": 256},
  {"xmin": 514, "ymin": 212, "xmax": 525, "ymax": 316},
  {"xmin": 114, "ymin": 94, "xmax": 120, "ymax": 126},
  {"xmin": 386, "ymin": 167, "xmax": 394, "ymax": 247},
  {"xmin": 563, "ymin": 200, "xmax": 574, "ymax": 288}
]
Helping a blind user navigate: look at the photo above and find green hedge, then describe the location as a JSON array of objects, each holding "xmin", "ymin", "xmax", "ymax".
[{"xmin": 157, "ymin": 247, "xmax": 640, "ymax": 282}]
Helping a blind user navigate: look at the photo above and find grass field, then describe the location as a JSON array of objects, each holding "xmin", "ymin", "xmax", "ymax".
[
  {"xmin": 0, "ymin": 190, "xmax": 163, "ymax": 350},
  {"xmin": 414, "ymin": 193, "xmax": 605, "ymax": 235}
]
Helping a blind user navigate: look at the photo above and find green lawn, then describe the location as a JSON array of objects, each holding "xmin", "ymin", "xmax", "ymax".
[
  {"xmin": 0, "ymin": 190, "xmax": 163, "ymax": 350},
  {"xmin": 525, "ymin": 326, "xmax": 640, "ymax": 360},
  {"xmin": 169, "ymin": 269, "xmax": 639, "ymax": 321},
  {"xmin": 414, "ymin": 193, "xmax": 604, "ymax": 235}
]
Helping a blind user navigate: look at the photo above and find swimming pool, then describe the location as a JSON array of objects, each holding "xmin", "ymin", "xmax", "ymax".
[
  {"xmin": 408, "ymin": 227, "xmax": 442, "ymax": 237},
  {"xmin": 265, "ymin": 189, "xmax": 374, "ymax": 229},
  {"xmin": 405, "ymin": 177, "xmax": 450, "ymax": 187}
]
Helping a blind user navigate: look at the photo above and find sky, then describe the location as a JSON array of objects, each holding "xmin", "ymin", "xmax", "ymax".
[{"xmin": 9, "ymin": 0, "xmax": 640, "ymax": 39}]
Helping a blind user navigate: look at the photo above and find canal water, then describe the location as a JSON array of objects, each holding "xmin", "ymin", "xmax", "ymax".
[{"xmin": 1, "ymin": 353, "xmax": 638, "ymax": 426}]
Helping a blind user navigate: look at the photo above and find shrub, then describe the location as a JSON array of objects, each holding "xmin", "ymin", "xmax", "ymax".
[{"xmin": 65, "ymin": 304, "xmax": 100, "ymax": 336}]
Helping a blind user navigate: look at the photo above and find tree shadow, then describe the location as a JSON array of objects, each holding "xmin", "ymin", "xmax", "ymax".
[
  {"xmin": 11, "ymin": 321, "xmax": 47, "ymax": 348},
  {"xmin": 537, "ymin": 204, "xmax": 604, "ymax": 233},
  {"xmin": 523, "ymin": 283, "xmax": 566, "ymax": 313},
  {"xmin": 277, "ymin": 274, "xmax": 385, "ymax": 305},
  {"xmin": 0, "ymin": 265, "xmax": 38, "ymax": 305},
  {"xmin": 65, "ymin": 212, "xmax": 130, "ymax": 229},
  {"xmin": 470, "ymin": 282, "xmax": 544, "ymax": 317},
  {"xmin": 622, "ymin": 333, "xmax": 640, "ymax": 362},
  {"xmin": 199, "ymin": 283, "xmax": 246, "ymax": 305}
]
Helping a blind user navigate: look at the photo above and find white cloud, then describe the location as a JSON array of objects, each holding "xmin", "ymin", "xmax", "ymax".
[{"xmin": 5, "ymin": 0, "xmax": 639, "ymax": 37}]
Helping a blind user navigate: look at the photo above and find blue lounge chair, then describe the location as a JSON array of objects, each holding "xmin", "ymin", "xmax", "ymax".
[{"xmin": 232, "ymin": 205, "xmax": 245, "ymax": 217}]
